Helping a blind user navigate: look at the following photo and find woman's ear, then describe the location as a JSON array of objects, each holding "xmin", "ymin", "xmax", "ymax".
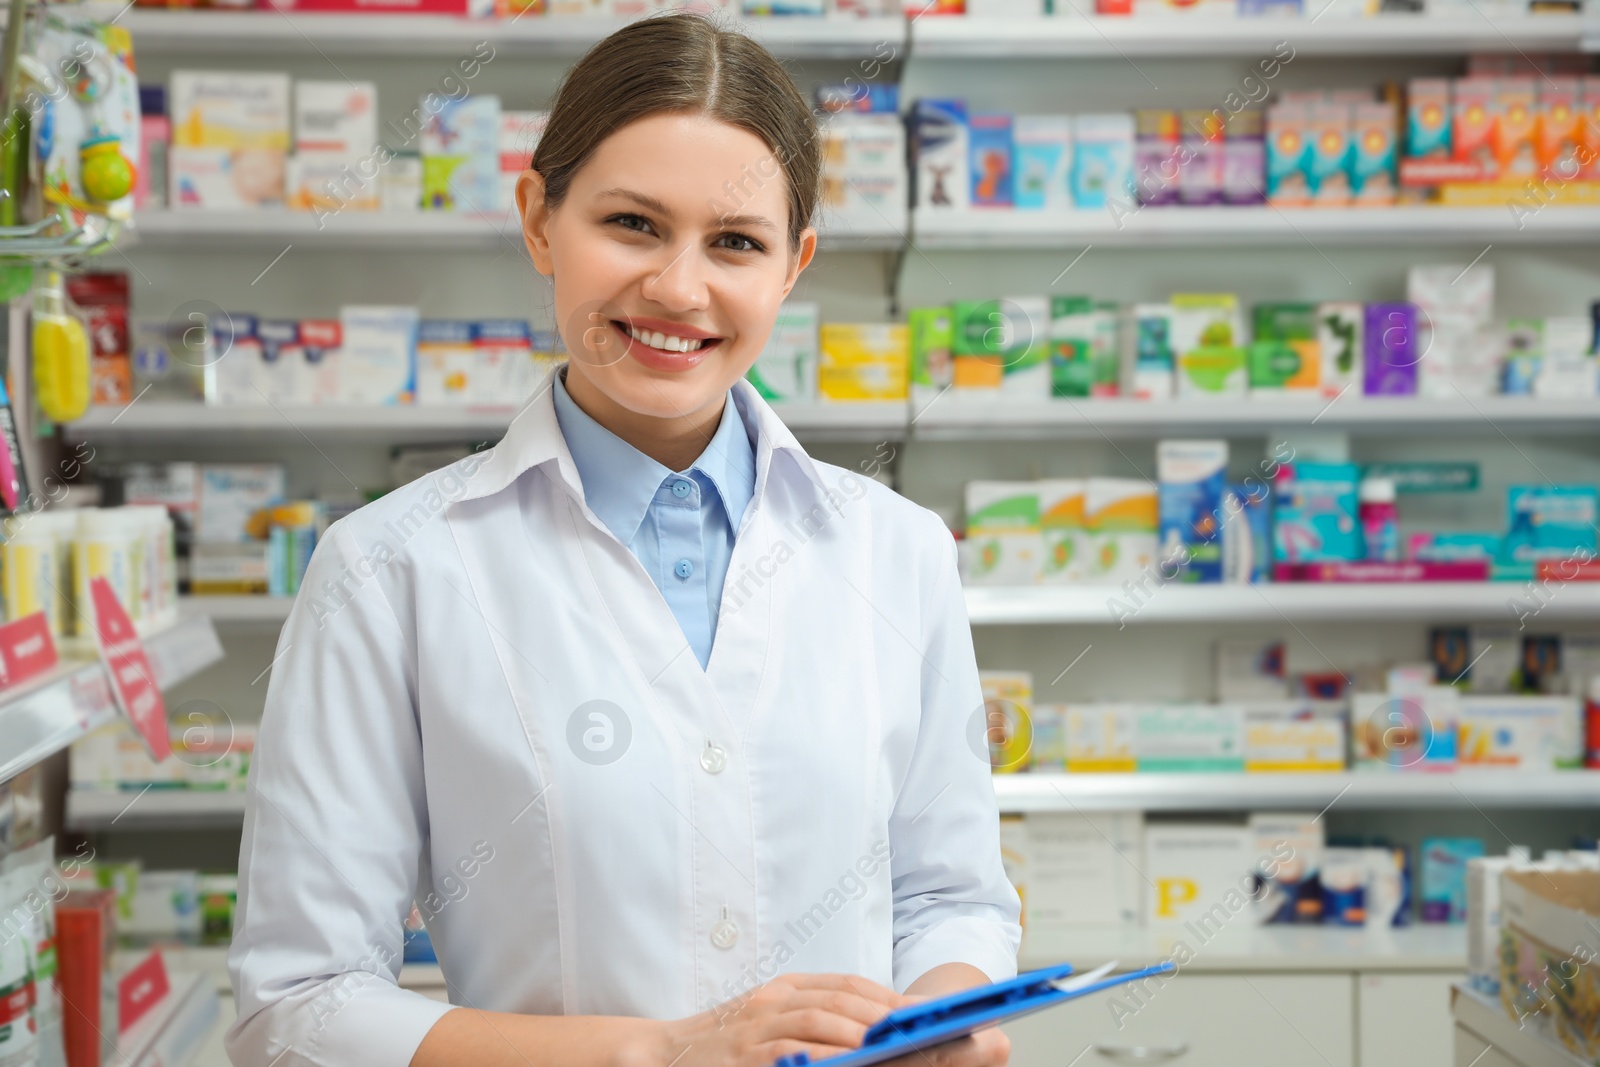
[
  {"xmin": 780, "ymin": 224, "xmax": 818, "ymax": 300},
  {"xmin": 516, "ymin": 168, "xmax": 554, "ymax": 275}
]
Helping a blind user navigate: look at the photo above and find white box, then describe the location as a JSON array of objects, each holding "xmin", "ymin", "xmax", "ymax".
[
  {"xmin": 197, "ymin": 464, "xmax": 286, "ymax": 544},
  {"xmin": 338, "ymin": 306, "xmax": 418, "ymax": 406},
  {"xmin": 294, "ymin": 80, "xmax": 377, "ymax": 155},
  {"xmin": 416, "ymin": 321, "xmax": 478, "ymax": 406},
  {"xmin": 1037, "ymin": 479, "xmax": 1090, "ymax": 584},
  {"xmin": 286, "ymin": 152, "xmax": 379, "ymax": 212},
  {"xmin": 382, "ymin": 154, "xmax": 423, "ymax": 212},
  {"xmin": 963, "ymin": 481, "xmax": 1042, "ymax": 586},
  {"xmin": 1143, "ymin": 823, "xmax": 1255, "ymax": 928},
  {"xmin": 170, "ymin": 71, "xmax": 291, "ymax": 150},
  {"xmin": 1216, "ymin": 639, "xmax": 1289, "ymax": 700},
  {"xmin": 1458, "ymin": 696, "xmax": 1578, "ymax": 770},
  {"xmin": 499, "ymin": 110, "xmax": 548, "ymax": 212},
  {"xmin": 746, "ymin": 302, "xmax": 819, "ymax": 402},
  {"xmin": 1023, "ymin": 811, "xmax": 1144, "ymax": 930},
  {"xmin": 168, "ymin": 146, "xmax": 286, "ymax": 210},
  {"xmin": 1085, "ymin": 477, "xmax": 1158, "ymax": 584},
  {"xmin": 1242, "ymin": 700, "xmax": 1347, "ymax": 772},
  {"xmin": 1065, "ymin": 703, "xmax": 1137, "ymax": 772}
]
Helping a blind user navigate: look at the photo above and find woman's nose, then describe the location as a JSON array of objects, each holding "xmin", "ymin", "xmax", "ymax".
[{"xmin": 639, "ymin": 242, "xmax": 711, "ymax": 311}]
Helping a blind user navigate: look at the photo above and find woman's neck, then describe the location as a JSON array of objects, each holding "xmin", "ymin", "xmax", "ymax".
[{"xmin": 562, "ymin": 367, "xmax": 725, "ymax": 473}]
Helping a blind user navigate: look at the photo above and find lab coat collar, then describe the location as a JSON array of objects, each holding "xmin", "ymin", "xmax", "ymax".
[{"xmin": 456, "ymin": 364, "xmax": 828, "ymax": 509}]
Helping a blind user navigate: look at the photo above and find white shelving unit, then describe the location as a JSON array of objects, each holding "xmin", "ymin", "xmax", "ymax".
[
  {"xmin": 964, "ymin": 582, "xmax": 1597, "ymax": 625},
  {"xmin": 993, "ymin": 770, "xmax": 1600, "ymax": 813},
  {"xmin": 0, "ymin": 616, "xmax": 225, "ymax": 785},
  {"xmin": 106, "ymin": 970, "xmax": 221, "ymax": 1067},
  {"xmin": 115, "ymin": 9, "xmax": 906, "ymax": 59},
  {"xmin": 1017, "ymin": 923, "xmax": 1467, "ymax": 973},
  {"xmin": 911, "ymin": 12, "xmax": 1592, "ymax": 57},
  {"xmin": 127, "ymin": 208, "xmax": 908, "ymax": 253},
  {"xmin": 179, "ymin": 595, "xmax": 296, "ymax": 624},
  {"xmin": 68, "ymin": 788, "xmax": 250, "ymax": 831},
  {"xmin": 911, "ymin": 205, "xmax": 1600, "ymax": 249},
  {"xmin": 64, "ymin": 398, "xmax": 909, "ymax": 443}
]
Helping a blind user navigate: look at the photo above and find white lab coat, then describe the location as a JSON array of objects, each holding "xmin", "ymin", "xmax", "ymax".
[{"xmin": 225, "ymin": 375, "xmax": 1022, "ymax": 1067}]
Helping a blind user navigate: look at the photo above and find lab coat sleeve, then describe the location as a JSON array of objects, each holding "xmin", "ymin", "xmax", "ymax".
[
  {"xmin": 886, "ymin": 519, "xmax": 1023, "ymax": 992},
  {"xmin": 226, "ymin": 519, "xmax": 457, "ymax": 1067}
]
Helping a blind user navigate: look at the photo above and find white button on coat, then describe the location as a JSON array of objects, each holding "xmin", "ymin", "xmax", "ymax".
[{"xmin": 225, "ymin": 375, "xmax": 1022, "ymax": 1067}]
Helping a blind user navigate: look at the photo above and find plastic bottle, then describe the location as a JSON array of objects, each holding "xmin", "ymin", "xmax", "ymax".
[
  {"xmin": 1359, "ymin": 476, "xmax": 1400, "ymax": 562},
  {"xmin": 1, "ymin": 515, "xmax": 63, "ymax": 638},
  {"xmin": 31, "ymin": 270, "xmax": 91, "ymax": 423},
  {"xmin": 74, "ymin": 507, "xmax": 138, "ymax": 641}
]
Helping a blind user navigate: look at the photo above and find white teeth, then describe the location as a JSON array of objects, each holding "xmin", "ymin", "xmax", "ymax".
[{"xmin": 625, "ymin": 323, "xmax": 707, "ymax": 353}]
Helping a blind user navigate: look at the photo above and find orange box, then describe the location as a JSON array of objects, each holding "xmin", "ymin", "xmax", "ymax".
[
  {"xmin": 1452, "ymin": 78, "xmax": 1498, "ymax": 180},
  {"xmin": 1536, "ymin": 78, "xmax": 1581, "ymax": 175},
  {"xmin": 1493, "ymin": 77, "xmax": 1538, "ymax": 181},
  {"xmin": 1581, "ymin": 77, "xmax": 1600, "ymax": 180}
]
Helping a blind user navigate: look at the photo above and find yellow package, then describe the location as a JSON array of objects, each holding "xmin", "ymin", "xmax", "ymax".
[
  {"xmin": 818, "ymin": 323, "xmax": 909, "ymax": 402},
  {"xmin": 980, "ymin": 670, "xmax": 1033, "ymax": 774},
  {"xmin": 1066, "ymin": 704, "xmax": 1137, "ymax": 772}
]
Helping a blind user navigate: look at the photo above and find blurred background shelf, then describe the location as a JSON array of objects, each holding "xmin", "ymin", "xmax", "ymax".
[
  {"xmin": 127, "ymin": 208, "xmax": 907, "ymax": 252},
  {"xmin": 64, "ymin": 399, "xmax": 909, "ymax": 443},
  {"xmin": 992, "ymin": 771, "xmax": 1600, "ymax": 813},
  {"xmin": 910, "ymin": 13, "xmax": 1592, "ymax": 57},
  {"xmin": 963, "ymin": 582, "xmax": 1595, "ymax": 625},
  {"xmin": 910, "ymin": 206, "xmax": 1600, "ymax": 248},
  {"xmin": 0, "ymin": 617, "xmax": 224, "ymax": 785},
  {"xmin": 908, "ymin": 397, "xmax": 1600, "ymax": 439},
  {"xmin": 68, "ymin": 788, "xmax": 249, "ymax": 830},
  {"xmin": 1017, "ymin": 923, "xmax": 1468, "ymax": 972},
  {"xmin": 112, "ymin": 9, "xmax": 907, "ymax": 59}
]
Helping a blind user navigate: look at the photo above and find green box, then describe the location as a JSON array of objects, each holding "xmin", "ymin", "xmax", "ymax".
[{"xmin": 907, "ymin": 306, "xmax": 953, "ymax": 391}]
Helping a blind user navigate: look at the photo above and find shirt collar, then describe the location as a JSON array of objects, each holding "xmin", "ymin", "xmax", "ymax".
[
  {"xmin": 550, "ymin": 369, "xmax": 755, "ymax": 544},
  {"xmin": 454, "ymin": 363, "xmax": 824, "ymax": 517}
]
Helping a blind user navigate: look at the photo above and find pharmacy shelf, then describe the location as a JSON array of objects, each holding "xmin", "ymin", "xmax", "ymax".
[
  {"xmin": 993, "ymin": 770, "xmax": 1600, "ymax": 814},
  {"xmin": 912, "ymin": 13, "xmax": 1590, "ymax": 58},
  {"xmin": 910, "ymin": 396, "xmax": 1600, "ymax": 440},
  {"xmin": 113, "ymin": 9, "xmax": 905, "ymax": 60},
  {"xmin": 0, "ymin": 616, "xmax": 225, "ymax": 785},
  {"xmin": 108, "ymin": 970, "xmax": 221, "ymax": 1067},
  {"xmin": 64, "ymin": 399, "xmax": 908, "ymax": 443},
  {"xmin": 128, "ymin": 208, "xmax": 906, "ymax": 252},
  {"xmin": 1453, "ymin": 983, "xmax": 1587, "ymax": 1067},
  {"xmin": 180, "ymin": 595, "xmax": 296, "ymax": 624},
  {"xmin": 1018, "ymin": 924, "xmax": 1467, "ymax": 974},
  {"xmin": 963, "ymin": 582, "xmax": 1600, "ymax": 625},
  {"xmin": 911, "ymin": 205, "xmax": 1600, "ymax": 248},
  {"xmin": 68, "ymin": 788, "xmax": 250, "ymax": 831}
]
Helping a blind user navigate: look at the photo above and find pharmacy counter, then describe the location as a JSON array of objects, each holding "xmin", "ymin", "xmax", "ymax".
[{"xmin": 1018, "ymin": 923, "xmax": 1467, "ymax": 973}]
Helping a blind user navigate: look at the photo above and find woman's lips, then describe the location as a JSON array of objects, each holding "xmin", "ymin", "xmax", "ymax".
[{"xmin": 610, "ymin": 320, "xmax": 723, "ymax": 373}]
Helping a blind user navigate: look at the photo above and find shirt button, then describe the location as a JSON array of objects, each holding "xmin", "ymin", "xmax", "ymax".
[
  {"xmin": 674, "ymin": 558, "xmax": 694, "ymax": 580},
  {"xmin": 710, "ymin": 916, "xmax": 739, "ymax": 950},
  {"xmin": 700, "ymin": 742, "xmax": 727, "ymax": 774},
  {"xmin": 671, "ymin": 479, "xmax": 692, "ymax": 498}
]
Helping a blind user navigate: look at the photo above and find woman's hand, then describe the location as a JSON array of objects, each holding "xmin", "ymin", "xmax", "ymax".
[{"xmin": 620, "ymin": 973, "xmax": 1008, "ymax": 1067}]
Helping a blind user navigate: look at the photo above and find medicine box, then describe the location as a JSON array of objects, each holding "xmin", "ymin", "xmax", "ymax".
[
  {"xmin": 1084, "ymin": 477, "xmax": 1158, "ymax": 584},
  {"xmin": 1250, "ymin": 303, "xmax": 1322, "ymax": 394},
  {"xmin": 286, "ymin": 153, "xmax": 379, "ymax": 212},
  {"xmin": 1271, "ymin": 461, "xmax": 1361, "ymax": 562},
  {"xmin": 1216, "ymin": 640, "xmax": 1288, "ymax": 701},
  {"xmin": 1049, "ymin": 296, "xmax": 1095, "ymax": 399},
  {"xmin": 1135, "ymin": 704, "xmax": 1245, "ymax": 772},
  {"xmin": 294, "ymin": 319, "xmax": 342, "ymax": 404},
  {"xmin": 1037, "ymin": 478, "xmax": 1090, "ymax": 584},
  {"xmin": 980, "ymin": 670, "xmax": 1033, "ymax": 773},
  {"xmin": 746, "ymin": 302, "xmax": 819, "ymax": 403},
  {"xmin": 911, "ymin": 99, "xmax": 969, "ymax": 210},
  {"xmin": 499, "ymin": 110, "xmax": 547, "ymax": 212},
  {"xmin": 294, "ymin": 81, "xmax": 377, "ymax": 155},
  {"xmin": 1315, "ymin": 303, "xmax": 1362, "ymax": 398},
  {"xmin": 1065, "ymin": 704, "xmax": 1136, "ymax": 772},
  {"xmin": 999, "ymin": 814, "xmax": 1028, "ymax": 927},
  {"xmin": 1131, "ymin": 303, "xmax": 1176, "ymax": 401},
  {"xmin": 421, "ymin": 94, "xmax": 501, "ymax": 212},
  {"xmin": 1023, "ymin": 812, "xmax": 1144, "ymax": 930},
  {"xmin": 1157, "ymin": 439, "xmax": 1228, "ymax": 583},
  {"xmin": 1249, "ymin": 812, "xmax": 1325, "ymax": 924},
  {"xmin": 1031, "ymin": 703, "xmax": 1065, "ymax": 771},
  {"xmin": 968, "ymin": 113, "xmax": 1014, "ymax": 208},
  {"xmin": 253, "ymin": 320, "xmax": 300, "ymax": 405},
  {"xmin": 1407, "ymin": 78, "xmax": 1452, "ymax": 157},
  {"xmin": 1363, "ymin": 302, "xmax": 1418, "ymax": 395},
  {"xmin": 963, "ymin": 481, "xmax": 1041, "ymax": 586},
  {"xmin": 1420, "ymin": 837, "xmax": 1483, "ymax": 922},
  {"xmin": 1458, "ymin": 696, "xmax": 1578, "ymax": 770},
  {"xmin": 339, "ymin": 306, "xmax": 418, "ymax": 406},
  {"xmin": 1071, "ymin": 113, "xmax": 1134, "ymax": 209},
  {"xmin": 197, "ymin": 464, "xmax": 286, "ymax": 544},
  {"xmin": 1171, "ymin": 294, "xmax": 1247, "ymax": 399},
  {"xmin": 1012, "ymin": 115, "xmax": 1073, "ymax": 211},
  {"xmin": 907, "ymin": 306, "xmax": 953, "ymax": 407},
  {"xmin": 820, "ymin": 114, "xmax": 906, "ymax": 228},
  {"xmin": 1242, "ymin": 700, "xmax": 1347, "ymax": 772},
  {"xmin": 1144, "ymin": 823, "xmax": 1255, "ymax": 928},
  {"xmin": 998, "ymin": 295, "xmax": 1050, "ymax": 399},
  {"xmin": 1503, "ymin": 485, "xmax": 1598, "ymax": 563},
  {"xmin": 416, "ymin": 320, "xmax": 478, "ymax": 405},
  {"xmin": 817, "ymin": 323, "xmax": 908, "ymax": 401},
  {"xmin": 171, "ymin": 71, "xmax": 291, "ymax": 150},
  {"xmin": 169, "ymin": 146, "xmax": 286, "ymax": 210},
  {"xmin": 1222, "ymin": 481, "xmax": 1272, "ymax": 583},
  {"xmin": 1351, "ymin": 687, "xmax": 1460, "ymax": 771}
]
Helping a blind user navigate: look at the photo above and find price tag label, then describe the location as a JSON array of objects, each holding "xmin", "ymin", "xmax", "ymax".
[
  {"xmin": 117, "ymin": 949, "xmax": 170, "ymax": 1035},
  {"xmin": 89, "ymin": 577, "xmax": 170, "ymax": 762},
  {"xmin": 0, "ymin": 611, "xmax": 58, "ymax": 689}
]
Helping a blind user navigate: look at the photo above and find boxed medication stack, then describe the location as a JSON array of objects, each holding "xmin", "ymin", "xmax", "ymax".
[
  {"xmin": 339, "ymin": 306, "xmax": 418, "ymax": 405},
  {"xmin": 1065, "ymin": 704, "xmax": 1136, "ymax": 772},
  {"xmin": 911, "ymin": 99, "xmax": 969, "ymax": 210},
  {"xmin": 1135, "ymin": 704, "xmax": 1244, "ymax": 772},
  {"xmin": 1315, "ymin": 303, "xmax": 1363, "ymax": 398},
  {"xmin": 169, "ymin": 71, "xmax": 291, "ymax": 208},
  {"xmin": 962, "ymin": 482, "xmax": 1041, "ymax": 586},
  {"xmin": 1037, "ymin": 479, "xmax": 1090, "ymax": 584},
  {"xmin": 1085, "ymin": 478, "xmax": 1158, "ymax": 583},
  {"xmin": 907, "ymin": 306, "xmax": 953, "ymax": 408},
  {"xmin": 499, "ymin": 110, "xmax": 548, "ymax": 212},
  {"xmin": 288, "ymin": 80, "xmax": 378, "ymax": 212},
  {"xmin": 980, "ymin": 671, "xmax": 1033, "ymax": 773},
  {"xmin": 1157, "ymin": 439, "xmax": 1227, "ymax": 583},
  {"xmin": 1249, "ymin": 303, "xmax": 1322, "ymax": 395},
  {"xmin": 422, "ymin": 95, "xmax": 501, "ymax": 212},
  {"xmin": 821, "ymin": 112, "xmax": 906, "ymax": 228},
  {"xmin": 1497, "ymin": 867, "xmax": 1600, "ymax": 1061},
  {"xmin": 1021, "ymin": 812, "xmax": 1144, "ymax": 932},
  {"xmin": 1249, "ymin": 813, "xmax": 1325, "ymax": 924},
  {"xmin": 1407, "ymin": 264, "xmax": 1499, "ymax": 398},
  {"xmin": 1144, "ymin": 824, "xmax": 1254, "ymax": 928},
  {"xmin": 1013, "ymin": 116, "xmax": 1073, "ymax": 210},
  {"xmin": 817, "ymin": 324, "xmax": 908, "ymax": 401},
  {"xmin": 1171, "ymin": 294, "xmax": 1246, "ymax": 399}
]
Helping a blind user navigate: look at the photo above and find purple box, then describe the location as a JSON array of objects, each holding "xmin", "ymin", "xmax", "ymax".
[{"xmin": 1363, "ymin": 302, "xmax": 1418, "ymax": 395}]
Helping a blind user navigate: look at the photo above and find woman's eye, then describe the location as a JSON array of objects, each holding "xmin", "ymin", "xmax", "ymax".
[
  {"xmin": 718, "ymin": 233, "xmax": 763, "ymax": 253},
  {"xmin": 610, "ymin": 213, "xmax": 654, "ymax": 234}
]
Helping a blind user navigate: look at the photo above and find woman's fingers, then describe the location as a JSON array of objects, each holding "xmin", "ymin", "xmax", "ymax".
[
  {"xmin": 775, "ymin": 972, "xmax": 910, "ymax": 1008},
  {"xmin": 773, "ymin": 988, "xmax": 899, "ymax": 1028}
]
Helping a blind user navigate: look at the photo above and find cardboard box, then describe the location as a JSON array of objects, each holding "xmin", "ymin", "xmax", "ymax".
[
  {"xmin": 745, "ymin": 302, "xmax": 819, "ymax": 402},
  {"xmin": 1135, "ymin": 704, "xmax": 1245, "ymax": 772},
  {"xmin": 980, "ymin": 670, "xmax": 1033, "ymax": 773},
  {"xmin": 1144, "ymin": 824, "xmax": 1255, "ymax": 928},
  {"xmin": 1242, "ymin": 700, "xmax": 1347, "ymax": 772},
  {"xmin": 197, "ymin": 464, "xmax": 285, "ymax": 544},
  {"xmin": 1498, "ymin": 869, "xmax": 1600, "ymax": 1060},
  {"xmin": 963, "ymin": 481, "xmax": 1041, "ymax": 586},
  {"xmin": 1065, "ymin": 704, "xmax": 1136, "ymax": 772},
  {"xmin": 1023, "ymin": 812, "xmax": 1144, "ymax": 930},
  {"xmin": 294, "ymin": 80, "xmax": 377, "ymax": 155},
  {"xmin": 818, "ymin": 323, "xmax": 908, "ymax": 401}
]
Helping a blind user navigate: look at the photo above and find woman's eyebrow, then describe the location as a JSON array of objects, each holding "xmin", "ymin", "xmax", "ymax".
[
  {"xmin": 595, "ymin": 188, "xmax": 676, "ymax": 217},
  {"xmin": 711, "ymin": 209, "xmax": 778, "ymax": 233}
]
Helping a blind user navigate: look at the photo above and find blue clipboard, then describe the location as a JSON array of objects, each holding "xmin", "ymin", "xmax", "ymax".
[{"xmin": 768, "ymin": 960, "xmax": 1176, "ymax": 1067}]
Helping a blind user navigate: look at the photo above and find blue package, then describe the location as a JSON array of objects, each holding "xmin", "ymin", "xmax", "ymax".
[
  {"xmin": 1158, "ymin": 440, "xmax": 1228, "ymax": 582},
  {"xmin": 968, "ymin": 113, "xmax": 1014, "ymax": 208},
  {"xmin": 1072, "ymin": 113, "xmax": 1134, "ymax": 209},
  {"xmin": 912, "ymin": 99, "xmax": 968, "ymax": 210},
  {"xmin": 1409, "ymin": 532, "xmax": 1501, "ymax": 563},
  {"xmin": 1419, "ymin": 837, "xmax": 1483, "ymax": 923},
  {"xmin": 1272, "ymin": 461, "xmax": 1362, "ymax": 563},
  {"xmin": 1502, "ymin": 485, "xmax": 1599, "ymax": 563},
  {"xmin": 815, "ymin": 83, "xmax": 900, "ymax": 115},
  {"xmin": 1224, "ymin": 481, "xmax": 1273, "ymax": 583}
]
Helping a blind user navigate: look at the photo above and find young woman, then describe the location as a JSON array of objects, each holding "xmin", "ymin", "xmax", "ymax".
[{"xmin": 226, "ymin": 15, "xmax": 1020, "ymax": 1067}]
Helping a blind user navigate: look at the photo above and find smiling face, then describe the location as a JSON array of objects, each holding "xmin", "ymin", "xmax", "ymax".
[{"xmin": 518, "ymin": 110, "xmax": 817, "ymax": 440}]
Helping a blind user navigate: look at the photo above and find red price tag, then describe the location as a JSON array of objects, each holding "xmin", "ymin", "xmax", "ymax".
[
  {"xmin": 89, "ymin": 577, "xmax": 170, "ymax": 762},
  {"xmin": 0, "ymin": 611, "xmax": 58, "ymax": 689},
  {"xmin": 118, "ymin": 949, "xmax": 170, "ymax": 1035}
]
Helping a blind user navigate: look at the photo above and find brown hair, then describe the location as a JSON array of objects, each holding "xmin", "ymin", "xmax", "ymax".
[{"xmin": 531, "ymin": 13, "xmax": 820, "ymax": 251}]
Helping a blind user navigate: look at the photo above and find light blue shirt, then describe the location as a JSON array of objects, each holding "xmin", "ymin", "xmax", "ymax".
[{"xmin": 552, "ymin": 371, "xmax": 756, "ymax": 669}]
